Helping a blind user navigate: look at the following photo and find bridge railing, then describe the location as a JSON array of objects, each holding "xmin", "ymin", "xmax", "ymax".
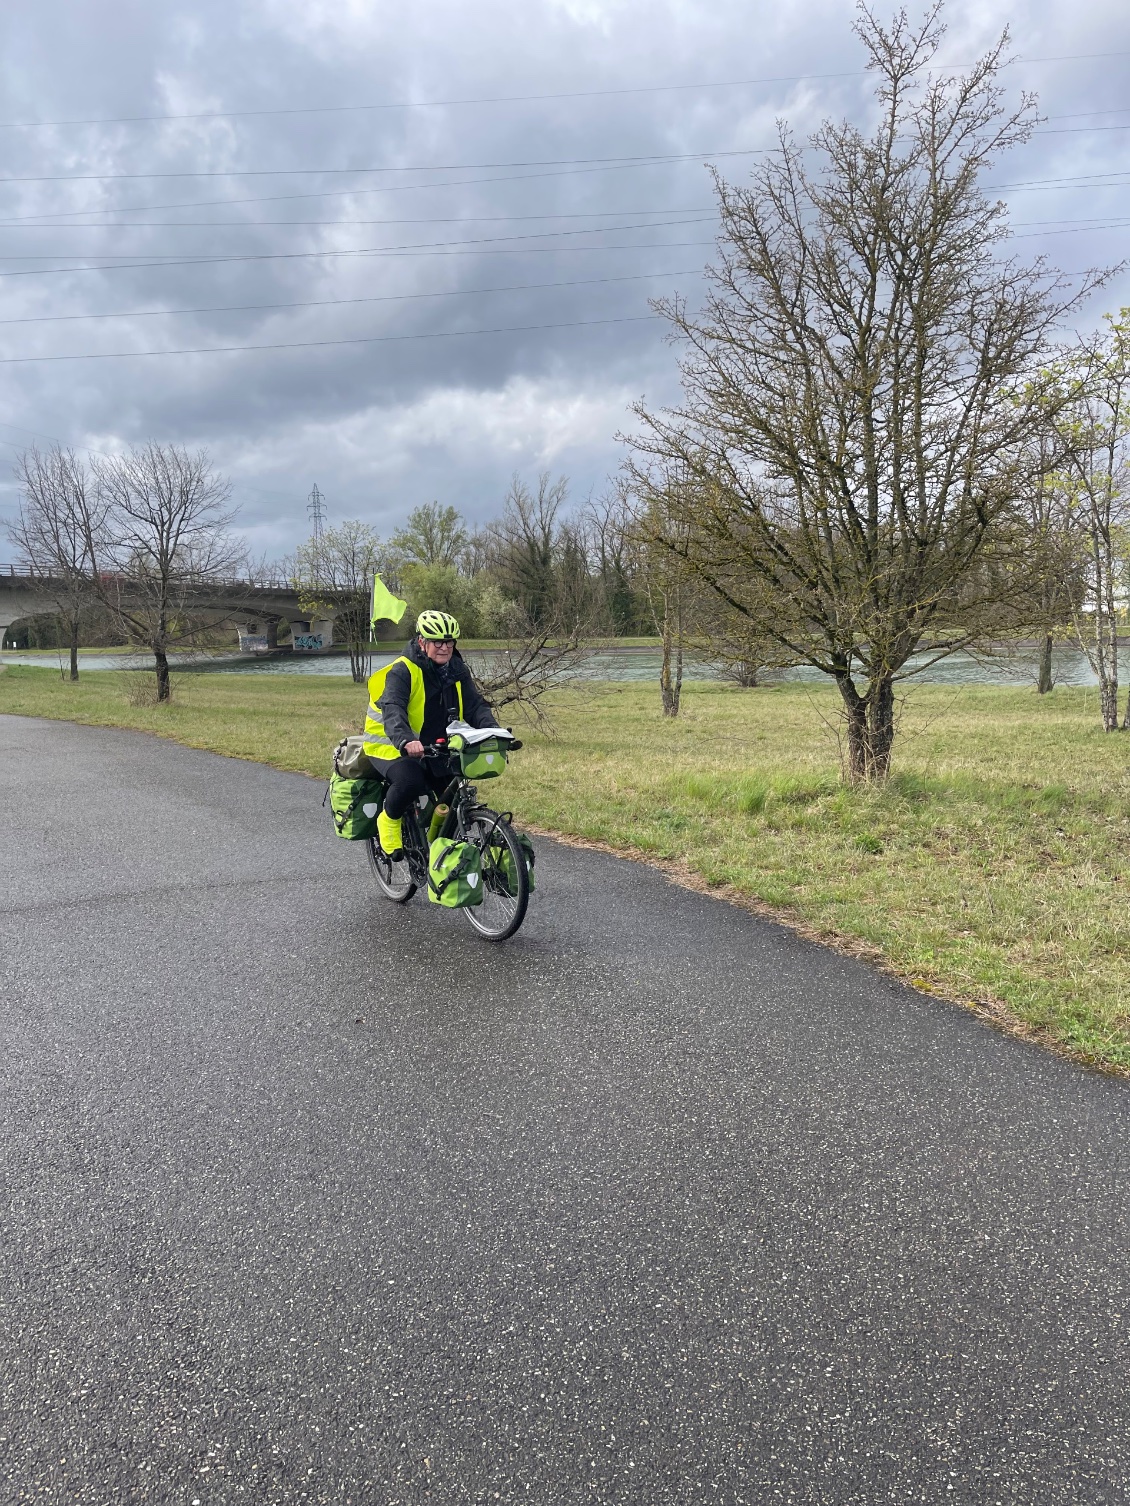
[{"xmin": 0, "ymin": 563, "xmax": 296, "ymax": 591}]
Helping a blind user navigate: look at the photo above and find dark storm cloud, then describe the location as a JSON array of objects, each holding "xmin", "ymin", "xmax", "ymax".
[{"xmin": 1, "ymin": 0, "xmax": 1128, "ymax": 553}]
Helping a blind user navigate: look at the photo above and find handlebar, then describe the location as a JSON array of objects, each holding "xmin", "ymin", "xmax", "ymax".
[{"xmin": 411, "ymin": 735, "xmax": 523, "ymax": 757}]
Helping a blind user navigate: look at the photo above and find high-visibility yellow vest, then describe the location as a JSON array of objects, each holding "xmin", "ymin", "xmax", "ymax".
[{"xmin": 363, "ymin": 655, "xmax": 464, "ymax": 761}]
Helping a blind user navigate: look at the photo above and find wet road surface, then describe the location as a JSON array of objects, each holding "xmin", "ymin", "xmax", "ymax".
[{"xmin": 1, "ymin": 715, "xmax": 1127, "ymax": 1504}]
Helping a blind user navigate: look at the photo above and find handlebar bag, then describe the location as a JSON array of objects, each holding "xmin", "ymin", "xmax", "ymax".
[
  {"xmin": 447, "ymin": 731, "xmax": 509, "ymax": 779},
  {"xmin": 427, "ymin": 837, "xmax": 485, "ymax": 907},
  {"xmin": 329, "ymin": 773, "xmax": 385, "ymax": 840}
]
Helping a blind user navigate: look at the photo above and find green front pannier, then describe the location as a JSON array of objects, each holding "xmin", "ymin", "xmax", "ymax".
[
  {"xmin": 491, "ymin": 830, "xmax": 536, "ymax": 896},
  {"xmin": 448, "ymin": 732, "xmax": 509, "ymax": 780},
  {"xmin": 428, "ymin": 837, "xmax": 484, "ymax": 907},
  {"xmin": 329, "ymin": 773, "xmax": 385, "ymax": 840}
]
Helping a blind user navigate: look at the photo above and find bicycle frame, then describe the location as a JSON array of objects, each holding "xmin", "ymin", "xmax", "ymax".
[
  {"xmin": 366, "ymin": 739, "xmax": 530, "ymax": 938},
  {"xmin": 398, "ymin": 750, "xmax": 498, "ymax": 883}
]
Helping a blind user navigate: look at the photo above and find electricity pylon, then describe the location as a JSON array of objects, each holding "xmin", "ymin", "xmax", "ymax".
[{"xmin": 307, "ymin": 484, "xmax": 327, "ymax": 542}]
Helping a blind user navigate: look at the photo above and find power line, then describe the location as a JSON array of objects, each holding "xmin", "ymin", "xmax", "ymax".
[
  {"xmin": 0, "ymin": 312, "xmax": 661, "ymax": 364},
  {"xmin": 1011, "ymin": 215, "xmax": 1130, "ymax": 227},
  {"xmin": 0, "ymin": 206, "xmax": 715, "ymax": 230},
  {"xmin": 6, "ymin": 158, "xmax": 1130, "ymax": 233},
  {"xmin": 0, "ymin": 267, "xmax": 705, "ymax": 327},
  {"xmin": 0, "ymin": 209, "xmax": 1125, "ymax": 282},
  {"xmin": 1, "ymin": 124, "xmax": 1128, "ymax": 186},
  {"xmin": 0, "ymin": 158, "xmax": 744, "ymax": 225},
  {"xmin": 0, "ymin": 73, "xmax": 869, "ymax": 132},
  {"xmin": 0, "ymin": 258, "xmax": 1115, "ymax": 364},
  {"xmin": 0, "ymin": 212, "xmax": 1123, "ymax": 328},
  {"xmin": 0, "ymin": 213, "xmax": 712, "ymax": 261},
  {"xmin": 1011, "ymin": 221, "xmax": 1130, "ymax": 238},
  {"xmin": 1034, "ymin": 124, "xmax": 1130, "ymax": 135},
  {"xmin": 2, "ymin": 208, "xmax": 1125, "ymax": 254},
  {"xmin": 3, "ymin": 205, "xmax": 1128, "ymax": 278},
  {"xmin": 989, "ymin": 178, "xmax": 1130, "ymax": 197},
  {"xmin": 994, "ymin": 174, "xmax": 1130, "ymax": 192},
  {"xmin": 0, "ymin": 48, "xmax": 1126, "ymax": 130},
  {"xmin": 0, "ymin": 235, "xmax": 716, "ymax": 280},
  {"xmin": 0, "ymin": 148, "xmax": 764, "ymax": 187}
]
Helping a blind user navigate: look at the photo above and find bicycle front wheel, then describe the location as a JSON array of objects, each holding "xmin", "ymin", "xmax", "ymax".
[{"xmin": 461, "ymin": 807, "xmax": 530, "ymax": 941}]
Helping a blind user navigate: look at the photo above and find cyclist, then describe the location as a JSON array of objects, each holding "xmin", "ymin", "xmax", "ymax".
[{"xmin": 363, "ymin": 609, "xmax": 502, "ymax": 857}]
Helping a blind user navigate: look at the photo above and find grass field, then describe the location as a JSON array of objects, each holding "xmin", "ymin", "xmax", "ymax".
[{"xmin": 3, "ymin": 661, "xmax": 1127, "ymax": 1072}]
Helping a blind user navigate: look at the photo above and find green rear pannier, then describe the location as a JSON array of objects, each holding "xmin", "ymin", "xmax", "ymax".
[
  {"xmin": 448, "ymin": 732, "xmax": 508, "ymax": 780},
  {"xmin": 491, "ymin": 830, "xmax": 536, "ymax": 896},
  {"xmin": 428, "ymin": 837, "xmax": 484, "ymax": 907},
  {"xmin": 329, "ymin": 773, "xmax": 385, "ymax": 840}
]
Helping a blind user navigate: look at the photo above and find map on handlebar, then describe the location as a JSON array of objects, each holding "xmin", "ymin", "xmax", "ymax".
[{"xmin": 445, "ymin": 720, "xmax": 516, "ymax": 745}]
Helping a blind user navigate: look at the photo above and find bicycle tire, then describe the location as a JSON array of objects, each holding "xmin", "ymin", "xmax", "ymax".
[
  {"xmin": 365, "ymin": 806, "xmax": 425, "ymax": 903},
  {"xmin": 460, "ymin": 807, "xmax": 530, "ymax": 941}
]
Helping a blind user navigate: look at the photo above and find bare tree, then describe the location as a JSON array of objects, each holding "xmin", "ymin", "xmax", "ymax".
[
  {"xmin": 288, "ymin": 520, "xmax": 387, "ymax": 683},
  {"xmin": 631, "ymin": 475, "xmax": 694, "ymax": 717},
  {"xmin": 7, "ymin": 447, "xmax": 107, "ymax": 680},
  {"xmin": 696, "ymin": 592, "xmax": 797, "ymax": 688},
  {"xmin": 583, "ymin": 486, "xmax": 648, "ymax": 635},
  {"xmin": 625, "ymin": 5, "xmax": 1102, "ymax": 779},
  {"xmin": 89, "ymin": 444, "xmax": 245, "ymax": 702},
  {"xmin": 470, "ymin": 612, "xmax": 591, "ymax": 731},
  {"xmin": 487, "ymin": 473, "xmax": 571, "ymax": 627},
  {"xmin": 1009, "ymin": 423, "xmax": 1085, "ymax": 695},
  {"xmin": 1045, "ymin": 313, "xmax": 1130, "ymax": 729}
]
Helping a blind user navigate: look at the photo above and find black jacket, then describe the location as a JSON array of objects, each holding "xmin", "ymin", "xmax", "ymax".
[{"xmin": 378, "ymin": 638, "xmax": 499, "ymax": 752}]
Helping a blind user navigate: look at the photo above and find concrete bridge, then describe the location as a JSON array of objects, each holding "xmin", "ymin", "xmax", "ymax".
[{"xmin": 0, "ymin": 564, "xmax": 342, "ymax": 651}]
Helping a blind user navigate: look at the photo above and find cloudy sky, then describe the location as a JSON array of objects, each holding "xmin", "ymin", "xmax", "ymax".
[{"xmin": 1, "ymin": 0, "xmax": 1128, "ymax": 559}]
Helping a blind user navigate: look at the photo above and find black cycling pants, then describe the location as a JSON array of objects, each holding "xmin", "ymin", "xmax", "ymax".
[{"xmin": 380, "ymin": 754, "xmax": 455, "ymax": 819}]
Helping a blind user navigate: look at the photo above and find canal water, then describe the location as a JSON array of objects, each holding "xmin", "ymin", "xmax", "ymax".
[{"xmin": 0, "ymin": 644, "xmax": 1105, "ymax": 686}]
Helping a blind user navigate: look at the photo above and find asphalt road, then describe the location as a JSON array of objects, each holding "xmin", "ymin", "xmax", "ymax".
[{"xmin": 1, "ymin": 715, "xmax": 1128, "ymax": 1506}]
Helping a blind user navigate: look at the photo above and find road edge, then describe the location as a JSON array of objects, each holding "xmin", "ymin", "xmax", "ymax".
[{"xmin": 522, "ymin": 821, "xmax": 1130, "ymax": 1083}]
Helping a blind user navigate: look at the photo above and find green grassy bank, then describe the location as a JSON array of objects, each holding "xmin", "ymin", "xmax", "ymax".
[{"xmin": 3, "ymin": 662, "xmax": 1128, "ymax": 1072}]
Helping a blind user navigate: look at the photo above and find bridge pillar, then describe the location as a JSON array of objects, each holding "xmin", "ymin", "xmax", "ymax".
[
  {"xmin": 288, "ymin": 618, "xmax": 334, "ymax": 651},
  {"xmin": 0, "ymin": 576, "xmax": 50, "ymax": 642}
]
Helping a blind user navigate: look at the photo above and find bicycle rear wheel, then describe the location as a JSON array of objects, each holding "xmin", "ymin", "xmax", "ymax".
[{"xmin": 461, "ymin": 807, "xmax": 530, "ymax": 940}]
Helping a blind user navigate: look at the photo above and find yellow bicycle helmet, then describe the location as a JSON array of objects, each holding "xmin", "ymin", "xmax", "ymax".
[{"xmin": 415, "ymin": 609, "xmax": 461, "ymax": 641}]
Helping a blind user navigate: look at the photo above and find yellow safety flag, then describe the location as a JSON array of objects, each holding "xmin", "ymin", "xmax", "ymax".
[{"xmin": 370, "ymin": 573, "xmax": 408, "ymax": 628}]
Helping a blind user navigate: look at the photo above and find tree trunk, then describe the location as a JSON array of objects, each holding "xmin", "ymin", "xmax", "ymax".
[
  {"xmin": 1100, "ymin": 674, "xmax": 1119, "ymax": 732},
  {"xmin": 1036, "ymin": 633, "xmax": 1054, "ymax": 695},
  {"xmin": 69, "ymin": 616, "xmax": 80, "ymax": 681},
  {"xmin": 1100, "ymin": 577, "xmax": 1119, "ymax": 730},
  {"xmin": 659, "ymin": 590, "xmax": 683, "ymax": 717},
  {"xmin": 838, "ymin": 673, "xmax": 896, "ymax": 781},
  {"xmin": 154, "ymin": 647, "xmax": 172, "ymax": 703},
  {"xmin": 348, "ymin": 640, "xmax": 369, "ymax": 683}
]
